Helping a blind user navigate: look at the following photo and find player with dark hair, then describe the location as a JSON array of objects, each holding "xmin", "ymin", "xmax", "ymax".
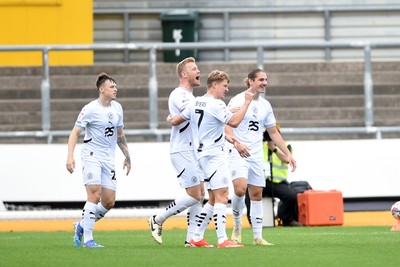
[
  {"xmin": 66, "ymin": 72, "xmax": 131, "ymax": 248},
  {"xmin": 226, "ymin": 69, "xmax": 296, "ymax": 245}
]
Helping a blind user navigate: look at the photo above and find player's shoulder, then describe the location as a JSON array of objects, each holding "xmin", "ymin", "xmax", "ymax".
[
  {"xmin": 229, "ymin": 91, "xmax": 246, "ymax": 103},
  {"xmin": 111, "ymin": 100, "xmax": 123, "ymax": 108},
  {"xmin": 212, "ymin": 98, "xmax": 227, "ymax": 110},
  {"xmin": 170, "ymin": 87, "xmax": 193, "ymax": 104},
  {"xmin": 197, "ymin": 94, "xmax": 219, "ymax": 104},
  {"xmin": 258, "ymin": 96, "xmax": 271, "ymax": 106},
  {"xmin": 84, "ymin": 99, "xmax": 99, "ymax": 110},
  {"xmin": 232, "ymin": 91, "xmax": 246, "ymax": 99},
  {"xmin": 170, "ymin": 86, "xmax": 193, "ymax": 97}
]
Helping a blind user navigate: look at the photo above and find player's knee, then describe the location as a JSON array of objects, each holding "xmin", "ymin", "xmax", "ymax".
[
  {"xmin": 102, "ymin": 200, "xmax": 115, "ymax": 210},
  {"xmin": 233, "ymin": 185, "xmax": 246, "ymax": 197}
]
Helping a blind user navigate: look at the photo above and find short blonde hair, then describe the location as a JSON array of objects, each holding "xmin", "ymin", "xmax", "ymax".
[
  {"xmin": 207, "ymin": 70, "xmax": 230, "ymax": 88},
  {"xmin": 176, "ymin": 57, "xmax": 196, "ymax": 78}
]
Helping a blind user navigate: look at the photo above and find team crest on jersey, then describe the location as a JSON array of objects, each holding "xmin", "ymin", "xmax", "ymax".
[
  {"xmin": 222, "ymin": 177, "xmax": 228, "ymax": 185},
  {"xmin": 191, "ymin": 176, "xmax": 198, "ymax": 183},
  {"xmin": 252, "ymin": 106, "xmax": 258, "ymax": 113},
  {"xmin": 107, "ymin": 112, "xmax": 114, "ymax": 123},
  {"xmin": 181, "ymin": 92, "xmax": 189, "ymax": 103},
  {"xmin": 231, "ymin": 170, "xmax": 237, "ymax": 177},
  {"xmin": 87, "ymin": 172, "xmax": 94, "ymax": 180}
]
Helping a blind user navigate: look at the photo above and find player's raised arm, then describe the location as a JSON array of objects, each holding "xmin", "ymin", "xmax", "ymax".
[{"xmin": 227, "ymin": 89, "xmax": 253, "ymax": 128}]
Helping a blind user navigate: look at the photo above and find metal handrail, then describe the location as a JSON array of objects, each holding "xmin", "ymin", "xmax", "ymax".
[
  {"xmin": 1, "ymin": 40, "xmax": 400, "ymax": 143},
  {"xmin": 93, "ymin": 5, "xmax": 400, "ymax": 14}
]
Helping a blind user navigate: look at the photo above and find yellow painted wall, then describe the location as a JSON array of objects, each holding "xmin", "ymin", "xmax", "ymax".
[{"xmin": 0, "ymin": 0, "xmax": 93, "ymax": 66}]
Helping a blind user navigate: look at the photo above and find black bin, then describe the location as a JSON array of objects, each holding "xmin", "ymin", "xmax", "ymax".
[{"xmin": 160, "ymin": 10, "xmax": 199, "ymax": 62}]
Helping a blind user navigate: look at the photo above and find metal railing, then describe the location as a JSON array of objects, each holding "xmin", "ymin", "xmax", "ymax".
[{"xmin": 1, "ymin": 40, "xmax": 400, "ymax": 142}]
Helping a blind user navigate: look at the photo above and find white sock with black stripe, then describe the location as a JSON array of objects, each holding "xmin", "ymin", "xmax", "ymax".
[
  {"xmin": 193, "ymin": 202, "xmax": 214, "ymax": 242},
  {"xmin": 95, "ymin": 202, "xmax": 109, "ymax": 222},
  {"xmin": 155, "ymin": 193, "xmax": 198, "ymax": 225},
  {"xmin": 250, "ymin": 200, "xmax": 263, "ymax": 239},
  {"xmin": 82, "ymin": 201, "xmax": 97, "ymax": 243}
]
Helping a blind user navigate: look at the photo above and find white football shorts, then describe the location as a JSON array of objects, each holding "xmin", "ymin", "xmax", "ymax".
[
  {"xmin": 228, "ymin": 147, "xmax": 266, "ymax": 187},
  {"xmin": 170, "ymin": 150, "xmax": 204, "ymax": 189},
  {"xmin": 82, "ymin": 157, "xmax": 117, "ymax": 191},
  {"xmin": 199, "ymin": 153, "xmax": 231, "ymax": 190}
]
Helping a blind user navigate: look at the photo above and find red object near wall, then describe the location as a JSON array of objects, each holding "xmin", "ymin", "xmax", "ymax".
[{"xmin": 298, "ymin": 190, "xmax": 344, "ymax": 226}]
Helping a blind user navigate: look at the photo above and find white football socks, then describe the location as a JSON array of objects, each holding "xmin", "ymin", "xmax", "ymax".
[
  {"xmin": 155, "ymin": 194, "xmax": 198, "ymax": 225},
  {"xmin": 213, "ymin": 203, "xmax": 228, "ymax": 244},
  {"xmin": 231, "ymin": 193, "xmax": 245, "ymax": 227},
  {"xmin": 250, "ymin": 200, "xmax": 263, "ymax": 239},
  {"xmin": 95, "ymin": 202, "xmax": 109, "ymax": 222},
  {"xmin": 82, "ymin": 201, "xmax": 97, "ymax": 243},
  {"xmin": 193, "ymin": 202, "xmax": 214, "ymax": 242},
  {"xmin": 186, "ymin": 196, "xmax": 204, "ymax": 243}
]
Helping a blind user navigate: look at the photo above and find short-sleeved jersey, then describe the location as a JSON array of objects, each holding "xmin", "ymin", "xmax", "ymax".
[
  {"xmin": 75, "ymin": 99, "xmax": 124, "ymax": 163},
  {"xmin": 227, "ymin": 91, "xmax": 276, "ymax": 161},
  {"xmin": 181, "ymin": 93, "xmax": 233, "ymax": 159},
  {"xmin": 168, "ymin": 87, "xmax": 194, "ymax": 153}
]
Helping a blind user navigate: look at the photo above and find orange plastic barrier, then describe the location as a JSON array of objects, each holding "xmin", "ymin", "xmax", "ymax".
[{"xmin": 298, "ymin": 190, "xmax": 344, "ymax": 226}]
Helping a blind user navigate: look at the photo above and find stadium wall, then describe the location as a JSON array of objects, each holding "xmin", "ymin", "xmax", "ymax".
[
  {"xmin": 0, "ymin": 139, "xmax": 399, "ymax": 204},
  {"xmin": 0, "ymin": 0, "xmax": 93, "ymax": 66}
]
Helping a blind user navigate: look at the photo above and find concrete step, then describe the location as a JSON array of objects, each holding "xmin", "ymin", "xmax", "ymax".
[
  {"xmin": 1, "ymin": 61, "xmax": 400, "ymax": 75},
  {"xmin": 0, "ymin": 94, "xmax": 382, "ymax": 112},
  {"xmin": 0, "ymin": 85, "xmax": 395, "ymax": 102},
  {"xmin": 0, "ymin": 78, "xmax": 398, "ymax": 100},
  {"xmin": 3, "ymin": 71, "xmax": 399, "ymax": 90},
  {"xmin": 0, "ymin": 61, "xmax": 399, "ymax": 139},
  {"xmin": 62, "ymin": 94, "xmax": 400, "ymax": 110}
]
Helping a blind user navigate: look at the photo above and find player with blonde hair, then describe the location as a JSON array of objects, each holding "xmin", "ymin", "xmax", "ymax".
[
  {"xmin": 169, "ymin": 70, "xmax": 253, "ymax": 248},
  {"xmin": 148, "ymin": 57, "xmax": 206, "ymax": 246}
]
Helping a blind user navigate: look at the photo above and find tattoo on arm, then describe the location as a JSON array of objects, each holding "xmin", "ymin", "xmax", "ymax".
[{"xmin": 117, "ymin": 135, "xmax": 131, "ymax": 163}]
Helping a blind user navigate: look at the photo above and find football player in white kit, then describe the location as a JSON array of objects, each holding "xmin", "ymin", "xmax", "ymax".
[
  {"xmin": 66, "ymin": 73, "xmax": 131, "ymax": 248},
  {"xmin": 169, "ymin": 70, "xmax": 253, "ymax": 248},
  {"xmin": 148, "ymin": 57, "xmax": 206, "ymax": 246},
  {"xmin": 226, "ymin": 68, "xmax": 296, "ymax": 246}
]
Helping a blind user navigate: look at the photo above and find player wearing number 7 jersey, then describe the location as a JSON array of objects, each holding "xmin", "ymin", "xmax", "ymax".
[
  {"xmin": 148, "ymin": 57, "xmax": 206, "ymax": 247},
  {"xmin": 169, "ymin": 70, "xmax": 253, "ymax": 248}
]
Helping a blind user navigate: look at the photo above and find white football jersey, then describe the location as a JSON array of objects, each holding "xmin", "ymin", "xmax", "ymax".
[
  {"xmin": 75, "ymin": 99, "xmax": 124, "ymax": 162},
  {"xmin": 181, "ymin": 94, "xmax": 233, "ymax": 159},
  {"xmin": 228, "ymin": 91, "xmax": 276, "ymax": 161},
  {"xmin": 168, "ymin": 86, "xmax": 195, "ymax": 153}
]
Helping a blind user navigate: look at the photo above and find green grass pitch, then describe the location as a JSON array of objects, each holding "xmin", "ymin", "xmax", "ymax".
[{"xmin": 0, "ymin": 226, "xmax": 398, "ymax": 267}]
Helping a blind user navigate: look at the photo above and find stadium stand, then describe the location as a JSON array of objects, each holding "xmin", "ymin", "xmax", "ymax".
[
  {"xmin": 0, "ymin": 61, "xmax": 399, "ymax": 143},
  {"xmin": 1, "ymin": 2, "xmax": 400, "ymax": 143}
]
